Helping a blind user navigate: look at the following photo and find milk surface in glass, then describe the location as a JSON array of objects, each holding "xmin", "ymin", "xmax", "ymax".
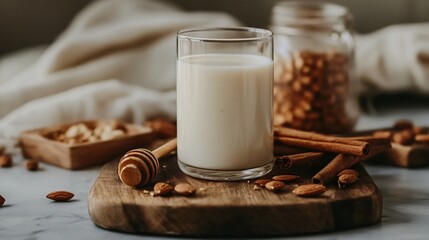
[{"xmin": 177, "ymin": 53, "xmax": 273, "ymax": 170}]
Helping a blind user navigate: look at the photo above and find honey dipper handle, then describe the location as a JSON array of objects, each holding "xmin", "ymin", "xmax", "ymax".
[{"xmin": 152, "ymin": 138, "xmax": 177, "ymax": 159}]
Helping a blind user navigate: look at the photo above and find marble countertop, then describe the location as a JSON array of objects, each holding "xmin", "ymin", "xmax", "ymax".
[{"xmin": 1, "ymin": 105, "xmax": 429, "ymax": 240}]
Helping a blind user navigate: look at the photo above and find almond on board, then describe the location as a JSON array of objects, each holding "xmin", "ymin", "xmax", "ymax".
[
  {"xmin": 254, "ymin": 179, "xmax": 271, "ymax": 188},
  {"xmin": 338, "ymin": 173, "xmax": 358, "ymax": 189},
  {"xmin": 293, "ymin": 184, "xmax": 326, "ymax": 197},
  {"xmin": 265, "ymin": 181, "xmax": 285, "ymax": 192},
  {"xmin": 272, "ymin": 175, "xmax": 300, "ymax": 182},
  {"xmin": 174, "ymin": 183, "xmax": 196, "ymax": 196},
  {"xmin": 153, "ymin": 182, "xmax": 173, "ymax": 196},
  {"xmin": 337, "ymin": 169, "xmax": 359, "ymax": 178}
]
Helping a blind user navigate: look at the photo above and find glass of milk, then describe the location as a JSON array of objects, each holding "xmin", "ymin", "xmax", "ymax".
[{"xmin": 177, "ymin": 27, "xmax": 274, "ymax": 180}]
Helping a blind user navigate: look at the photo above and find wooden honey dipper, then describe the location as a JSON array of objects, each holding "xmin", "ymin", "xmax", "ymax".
[{"xmin": 118, "ymin": 138, "xmax": 177, "ymax": 187}]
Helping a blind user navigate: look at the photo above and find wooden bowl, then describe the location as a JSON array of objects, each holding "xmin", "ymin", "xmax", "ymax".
[{"xmin": 19, "ymin": 120, "xmax": 157, "ymax": 170}]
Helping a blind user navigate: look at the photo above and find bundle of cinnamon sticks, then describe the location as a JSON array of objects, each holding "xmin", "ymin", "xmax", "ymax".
[{"xmin": 274, "ymin": 127, "xmax": 391, "ymax": 187}]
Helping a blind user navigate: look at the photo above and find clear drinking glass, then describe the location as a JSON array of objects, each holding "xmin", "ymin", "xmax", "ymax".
[{"xmin": 177, "ymin": 27, "xmax": 274, "ymax": 180}]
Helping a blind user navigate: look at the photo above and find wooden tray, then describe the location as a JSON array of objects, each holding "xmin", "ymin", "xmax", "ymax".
[
  {"xmin": 351, "ymin": 128, "xmax": 429, "ymax": 168},
  {"xmin": 19, "ymin": 120, "xmax": 157, "ymax": 170},
  {"xmin": 88, "ymin": 156, "xmax": 382, "ymax": 237},
  {"xmin": 375, "ymin": 143, "xmax": 429, "ymax": 168}
]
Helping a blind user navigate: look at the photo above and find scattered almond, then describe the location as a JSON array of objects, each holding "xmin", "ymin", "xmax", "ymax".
[
  {"xmin": 338, "ymin": 173, "xmax": 358, "ymax": 189},
  {"xmin": 153, "ymin": 182, "xmax": 173, "ymax": 196},
  {"xmin": 293, "ymin": 184, "xmax": 326, "ymax": 197},
  {"xmin": 0, "ymin": 154, "xmax": 12, "ymax": 168},
  {"xmin": 0, "ymin": 195, "xmax": 5, "ymax": 207},
  {"xmin": 337, "ymin": 169, "xmax": 359, "ymax": 178},
  {"xmin": 392, "ymin": 130, "xmax": 414, "ymax": 145},
  {"xmin": 253, "ymin": 185, "xmax": 262, "ymax": 190},
  {"xmin": 272, "ymin": 175, "xmax": 300, "ymax": 182},
  {"xmin": 413, "ymin": 127, "xmax": 427, "ymax": 135},
  {"xmin": 26, "ymin": 160, "xmax": 39, "ymax": 171},
  {"xmin": 174, "ymin": 183, "xmax": 196, "ymax": 196},
  {"xmin": 393, "ymin": 119, "xmax": 414, "ymax": 130},
  {"xmin": 265, "ymin": 181, "xmax": 285, "ymax": 192},
  {"xmin": 46, "ymin": 191, "xmax": 74, "ymax": 202},
  {"xmin": 254, "ymin": 179, "xmax": 271, "ymax": 188}
]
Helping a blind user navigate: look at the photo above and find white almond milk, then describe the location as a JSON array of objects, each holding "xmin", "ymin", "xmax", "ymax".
[{"xmin": 177, "ymin": 54, "xmax": 273, "ymax": 170}]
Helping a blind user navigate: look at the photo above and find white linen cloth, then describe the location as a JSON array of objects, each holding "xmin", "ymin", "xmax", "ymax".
[
  {"xmin": 0, "ymin": 0, "xmax": 240, "ymax": 144},
  {"xmin": 356, "ymin": 23, "xmax": 429, "ymax": 94}
]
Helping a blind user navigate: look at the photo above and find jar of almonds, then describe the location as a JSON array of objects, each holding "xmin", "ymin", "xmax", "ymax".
[{"xmin": 271, "ymin": 2, "xmax": 359, "ymax": 133}]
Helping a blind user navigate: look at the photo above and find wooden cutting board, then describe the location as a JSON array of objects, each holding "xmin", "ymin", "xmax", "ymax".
[{"xmin": 88, "ymin": 156, "xmax": 382, "ymax": 237}]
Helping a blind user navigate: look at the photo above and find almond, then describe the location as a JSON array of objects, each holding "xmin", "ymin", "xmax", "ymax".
[
  {"xmin": 413, "ymin": 127, "xmax": 427, "ymax": 135},
  {"xmin": 337, "ymin": 169, "xmax": 359, "ymax": 178},
  {"xmin": 153, "ymin": 182, "xmax": 173, "ymax": 196},
  {"xmin": 0, "ymin": 195, "xmax": 5, "ymax": 207},
  {"xmin": 293, "ymin": 184, "xmax": 326, "ymax": 197},
  {"xmin": 254, "ymin": 179, "xmax": 271, "ymax": 188},
  {"xmin": 0, "ymin": 154, "xmax": 12, "ymax": 168},
  {"xmin": 272, "ymin": 175, "xmax": 300, "ymax": 182},
  {"xmin": 392, "ymin": 130, "xmax": 414, "ymax": 145},
  {"xmin": 265, "ymin": 181, "xmax": 285, "ymax": 192},
  {"xmin": 393, "ymin": 119, "xmax": 413, "ymax": 130},
  {"xmin": 174, "ymin": 183, "xmax": 196, "ymax": 196},
  {"xmin": 46, "ymin": 191, "xmax": 74, "ymax": 202},
  {"xmin": 26, "ymin": 160, "xmax": 39, "ymax": 171},
  {"xmin": 338, "ymin": 173, "xmax": 358, "ymax": 189}
]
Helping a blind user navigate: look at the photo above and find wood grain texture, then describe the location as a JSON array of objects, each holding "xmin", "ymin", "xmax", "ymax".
[
  {"xmin": 88, "ymin": 156, "xmax": 382, "ymax": 237},
  {"xmin": 19, "ymin": 120, "xmax": 157, "ymax": 170}
]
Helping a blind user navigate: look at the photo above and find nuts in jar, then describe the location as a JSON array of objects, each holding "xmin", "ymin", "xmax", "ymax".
[
  {"xmin": 271, "ymin": 2, "xmax": 359, "ymax": 134},
  {"xmin": 274, "ymin": 50, "xmax": 356, "ymax": 133}
]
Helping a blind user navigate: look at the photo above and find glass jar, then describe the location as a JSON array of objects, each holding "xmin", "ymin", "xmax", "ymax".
[{"xmin": 271, "ymin": 2, "xmax": 359, "ymax": 133}]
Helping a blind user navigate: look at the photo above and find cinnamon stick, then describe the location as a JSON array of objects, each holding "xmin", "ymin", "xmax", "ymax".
[
  {"xmin": 275, "ymin": 127, "xmax": 369, "ymax": 156},
  {"xmin": 275, "ymin": 152, "xmax": 333, "ymax": 169},
  {"xmin": 274, "ymin": 144, "xmax": 308, "ymax": 156},
  {"xmin": 347, "ymin": 136, "xmax": 389, "ymax": 141},
  {"xmin": 276, "ymin": 127, "xmax": 370, "ymax": 148},
  {"xmin": 276, "ymin": 136, "xmax": 369, "ymax": 156},
  {"xmin": 312, "ymin": 139, "xmax": 391, "ymax": 185}
]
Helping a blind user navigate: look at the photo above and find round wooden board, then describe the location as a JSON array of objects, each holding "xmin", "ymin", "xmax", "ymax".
[{"xmin": 88, "ymin": 156, "xmax": 382, "ymax": 237}]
